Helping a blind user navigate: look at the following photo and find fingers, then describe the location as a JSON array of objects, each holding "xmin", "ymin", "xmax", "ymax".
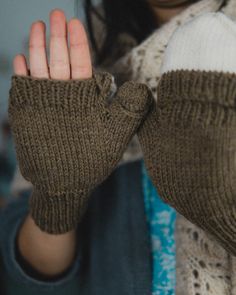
[
  {"xmin": 13, "ymin": 55, "xmax": 28, "ymax": 76},
  {"xmin": 16, "ymin": 9, "xmax": 92, "ymax": 81},
  {"xmin": 49, "ymin": 9, "xmax": 70, "ymax": 80},
  {"xmin": 68, "ymin": 19, "xmax": 92, "ymax": 80},
  {"xmin": 29, "ymin": 21, "xmax": 49, "ymax": 78}
]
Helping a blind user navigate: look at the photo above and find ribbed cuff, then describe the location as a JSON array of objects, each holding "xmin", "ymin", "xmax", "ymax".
[
  {"xmin": 30, "ymin": 188, "xmax": 89, "ymax": 234},
  {"xmin": 158, "ymin": 70, "xmax": 236, "ymax": 108},
  {"xmin": 9, "ymin": 71, "xmax": 113, "ymax": 108},
  {"xmin": 1, "ymin": 191, "xmax": 80, "ymax": 289}
]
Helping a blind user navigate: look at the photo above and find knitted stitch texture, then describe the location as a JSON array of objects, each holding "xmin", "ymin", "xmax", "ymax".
[
  {"xmin": 138, "ymin": 69, "xmax": 236, "ymax": 255},
  {"xmin": 99, "ymin": 1, "xmax": 236, "ymax": 293},
  {"xmin": 8, "ymin": 72, "xmax": 153, "ymax": 234}
]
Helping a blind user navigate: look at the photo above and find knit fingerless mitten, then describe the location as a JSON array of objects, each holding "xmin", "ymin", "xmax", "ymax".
[
  {"xmin": 138, "ymin": 12, "xmax": 236, "ymax": 255},
  {"xmin": 9, "ymin": 72, "xmax": 152, "ymax": 234}
]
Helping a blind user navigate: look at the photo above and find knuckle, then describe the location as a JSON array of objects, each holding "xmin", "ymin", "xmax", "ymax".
[
  {"xmin": 70, "ymin": 41, "xmax": 87, "ymax": 49},
  {"xmin": 72, "ymin": 65, "xmax": 91, "ymax": 75},
  {"xmin": 50, "ymin": 59, "xmax": 69, "ymax": 69},
  {"xmin": 51, "ymin": 33, "xmax": 66, "ymax": 40},
  {"xmin": 30, "ymin": 67, "xmax": 48, "ymax": 77},
  {"xmin": 29, "ymin": 43, "xmax": 45, "ymax": 50}
]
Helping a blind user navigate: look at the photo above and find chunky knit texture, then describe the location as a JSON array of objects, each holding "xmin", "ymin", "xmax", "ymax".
[
  {"xmin": 8, "ymin": 72, "xmax": 152, "ymax": 234},
  {"xmin": 138, "ymin": 69, "xmax": 236, "ymax": 255}
]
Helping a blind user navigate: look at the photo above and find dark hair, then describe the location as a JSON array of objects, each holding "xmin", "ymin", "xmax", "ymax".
[
  {"xmin": 84, "ymin": 0, "xmax": 228, "ymax": 65},
  {"xmin": 84, "ymin": 0, "xmax": 157, "ymax": 64}
]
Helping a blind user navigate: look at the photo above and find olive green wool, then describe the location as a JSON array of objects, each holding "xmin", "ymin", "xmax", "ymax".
[
  {"xmin": 9, "ymin": 72, "xmax": 153, "ymax": 234},
  {"xmin": 138, "ymin": 70, "xmax": 236, "ymax": 255}
]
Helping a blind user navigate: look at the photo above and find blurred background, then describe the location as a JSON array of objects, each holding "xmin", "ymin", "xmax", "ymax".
[{"xmin": 0, "ymin": 0, "xmax": 97, "ymax": 201}]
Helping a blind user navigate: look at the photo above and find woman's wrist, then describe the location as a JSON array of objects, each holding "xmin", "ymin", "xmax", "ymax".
[{"xmin": 17, "ymin": 214, "xmax": 77, "ymax": 277}]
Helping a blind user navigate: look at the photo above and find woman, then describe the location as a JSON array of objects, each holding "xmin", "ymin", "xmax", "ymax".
[{"xmin": 1, "ymin": 0, "xmax": 236, "ymax": 294}]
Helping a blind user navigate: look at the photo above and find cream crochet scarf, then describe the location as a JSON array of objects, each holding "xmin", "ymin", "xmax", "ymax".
[{"xmin": 112, "ymin": 1, "xmax": 236, "ymax": 294}]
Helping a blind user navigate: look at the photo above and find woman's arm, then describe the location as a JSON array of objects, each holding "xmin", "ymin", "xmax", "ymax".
[
  {"xmin": 11, "ymin": 9, "xmax": 151, "ymax": 277},
  {"xmin": 14, "ymin": 9, "xmax": 91, "ymax": 276},
  {"xmin": 18, "ymin": 214, "xmax": 77, "ymax": 277}
]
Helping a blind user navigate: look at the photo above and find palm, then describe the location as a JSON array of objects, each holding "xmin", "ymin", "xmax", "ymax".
[{"xmin": 13, "ymin": 9, "xmax": 92, "ymax": 81}]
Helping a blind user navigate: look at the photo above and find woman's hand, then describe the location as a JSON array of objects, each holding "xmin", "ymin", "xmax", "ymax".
[
  {"xmin": 138, "ymin": 12, "xmax": 236, "ymax": 256},
  {"xmin": 16, "ymin": 9, "xmax": 92, "ymax": 278},
  {"xmin": 13, "ymin": 9, "xmax": 92, "ymax": 80},
  {"xmin": 11, "ymin": 8, "xmax": 152, "ymax": 277}
]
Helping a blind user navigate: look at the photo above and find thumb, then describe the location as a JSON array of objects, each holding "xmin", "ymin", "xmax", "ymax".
[
  {"xmin": 108, "ymin": 81, "xmax": 153, "ymax": 129},
  {"xmin": 103, "ymin": 81, "xmax": 153, "ymax": 156}
]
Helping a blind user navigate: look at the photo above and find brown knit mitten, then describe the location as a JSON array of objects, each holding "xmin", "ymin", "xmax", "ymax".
[
  {"xmin": 138, "ymin": 13, "xmax": 236, "ymax": 255},
  {"xmin": 9, "ymin": 72, "xmax": 152, "ymax": 234}
]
